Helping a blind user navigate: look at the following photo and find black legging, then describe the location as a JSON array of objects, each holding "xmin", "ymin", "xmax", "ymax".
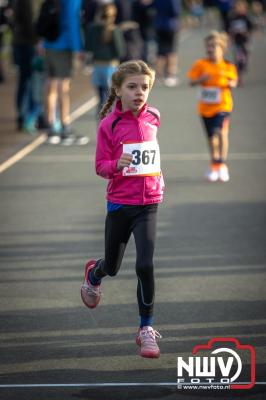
[{"xmin": 92, "ymin": 204, "xmax": 158, "ymax": 317}]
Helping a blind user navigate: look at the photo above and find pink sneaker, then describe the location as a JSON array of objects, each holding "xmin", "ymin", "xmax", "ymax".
[
  {"xmin": 81, "ymin": 259, "xmax": 101, "ymax": 309},
  {"xmin": 136, "ymin": 326, "xmax": 162, "ymax": 358}
]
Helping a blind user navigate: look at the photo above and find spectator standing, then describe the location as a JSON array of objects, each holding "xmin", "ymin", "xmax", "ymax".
[
  {"xmin": 250, "ymin": 1, "xmax": 266, "ymax": 33},
  {"xmin": 81, "ymin": 0, "xmax": 99, "ymax": 28},
  {"xmin": 11, "ymin": 0, "xmax": 41, "ymax": 131},
  {"xmin": 81, "ymin": 0, "xmax": 110, "ymax": 74},
  {"xmin": 216, "ymin": 0, "xmax": 234, "ymax": 32},
  {"xmin": 153, "ymin": 0, "xmax": 181, "ymax": 87},
  {"xmin": 132, "ymin": 0, "xmax": 157, "ymax": 65},
  {"xmin": 229, "ymin": 0, "xmax": 253, "ymax": 86},
  {"xmin": 81, "ymin": 0, "xmax": 109, "ymax": 35},
  {"xmin": 85, "ymin": 3, "xmax": 125, "ymax": 117},
  {"xmin": 31, "ymin": 48, "xmax": 48, "ymax": 131},
  {"xmin": 44, "ymin": 0, "xmax": 88, "ymax": 145},
  {"xmin": 115, "ymin": 0, "xmax": 143, "ymax": 61},
  {"xmin": 0, "ymin": 0, "xmax": 12, "ymax": 83}
]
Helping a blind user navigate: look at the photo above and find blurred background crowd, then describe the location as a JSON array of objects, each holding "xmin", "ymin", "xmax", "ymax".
[{"xmin": 0, "ymin": 0, "xmax": 265, "ymax": 145}]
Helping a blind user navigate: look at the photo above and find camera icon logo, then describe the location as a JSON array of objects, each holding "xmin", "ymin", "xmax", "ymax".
[{"xmin": 177, "ymin": 337, "xmax": 256, "ymax": 390}]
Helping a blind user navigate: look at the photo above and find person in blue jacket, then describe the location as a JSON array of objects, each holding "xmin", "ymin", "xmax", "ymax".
[
  {"xmin": 44, "ymin": 0, "xmax": 88, "ymax": 145},
  {"xmin": 216, "ymin": 0, "xmax": 234, "ymax": 32}
]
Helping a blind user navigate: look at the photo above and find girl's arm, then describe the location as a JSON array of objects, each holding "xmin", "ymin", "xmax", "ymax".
[
  {"xmin": 95, "ymin": 123, "xmax": 132, "ymax": 179},
  {"xmin": 95, "ymin": 123, "xmax": 118, "ymax": 179},
  {"xmin": 189, "ymin": 74, "xmax": 210, "ymax": 86}
]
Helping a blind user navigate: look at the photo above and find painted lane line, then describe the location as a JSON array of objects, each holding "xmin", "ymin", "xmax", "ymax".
[
  {"xmin": 0, "ymin": 96, "xmax": 98, "ymax": 174},
  {"xmin": 17, "ymin": 151, "xmax": 266, "ymax": 164},
  {"xmin": 0, "ymin": 134, "xmax": 47, "ymax": 174},
  {"xmin": 0, "ymin": 382, "xmax": 265, "ymax": 388},
  {"xmin": 70, "ymin": 96, "xmax": 98, "ymax": 123}
]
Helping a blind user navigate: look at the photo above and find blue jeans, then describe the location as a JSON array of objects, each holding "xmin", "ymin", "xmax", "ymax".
[{"xmin": 13, "ymin": 44, "xmax": 36, "ymax": 121}]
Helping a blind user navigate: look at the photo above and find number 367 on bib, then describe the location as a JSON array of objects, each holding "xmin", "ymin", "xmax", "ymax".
[{"xmin": 122, "ymin": 141, "xmax": 161, "ymax": 177}]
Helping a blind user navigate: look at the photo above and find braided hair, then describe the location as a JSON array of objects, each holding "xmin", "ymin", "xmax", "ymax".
[{"xmin": 99, "ymin": 60, "xmax": 155, "ymax": 120}]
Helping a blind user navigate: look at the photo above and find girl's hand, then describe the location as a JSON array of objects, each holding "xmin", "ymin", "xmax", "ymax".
[{"xmin": 117, "ymin": 153, "xmax": 133, "ymax": 171}]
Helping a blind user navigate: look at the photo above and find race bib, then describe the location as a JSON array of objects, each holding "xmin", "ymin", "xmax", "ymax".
[
  {"xmin": 122, "ymin": 141, "xmax": 161, "ymax": 176},
  {"xmin": 199, "ymin": 87, "xmax": 221, "ymax": 104}
]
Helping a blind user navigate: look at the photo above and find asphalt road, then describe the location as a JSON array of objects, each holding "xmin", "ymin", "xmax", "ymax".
[{"xmin": 0, "ymin": 27, "xmax": 266, "ymax": 400}]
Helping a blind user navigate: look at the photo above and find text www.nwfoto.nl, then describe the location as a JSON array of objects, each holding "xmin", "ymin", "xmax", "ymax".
[{"xmin": 177, "ymin": 384, "xmax": 231, "ymax": 390}]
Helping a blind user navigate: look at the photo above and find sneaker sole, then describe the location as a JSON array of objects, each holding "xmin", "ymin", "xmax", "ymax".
[
  {"xmin": 219, "ymin": 178, "xmax": 230, "ymax": 183},
  {"xmin": 136, "ymin": 336, "xmax": 160, "ymax": 358},
  {"xmin": 207, "ymin": 177, "xmax": 219, "ymax": 182},
  {"xmin": 140, "ymin": 350, "xmax": 160, "ymax": 358},
  {"xmin": 206, "ymin": 172, "xmax": 219, "ymax": 182}
]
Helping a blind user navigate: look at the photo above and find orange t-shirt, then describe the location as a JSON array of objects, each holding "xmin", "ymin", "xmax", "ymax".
[{"xmin": 187, "ymin": 58, "xmax": 238, "ymax": 117}]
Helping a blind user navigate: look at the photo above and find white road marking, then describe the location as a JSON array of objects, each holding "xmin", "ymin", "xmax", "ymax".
[
  {"xmin": 0, "ymin": 134, "xmax": 47, "ymax": 173},
  {"xmin": 69, "ymin": 96, "xmax": 98, "ymax": 123},
  {"xmin": 0, "ymin": 96, "xmax": 98, "ymax": 174},
  {"xmin": 0, "ymin": 382, "xmax": 265, "ymax": 388},
  {"xmin": 18, "ymin": 152, "xmax": 266, "ymax": 163},
  {"xmin": 0, "ymin": 319, "xmax": 265, "ymax": 340}
]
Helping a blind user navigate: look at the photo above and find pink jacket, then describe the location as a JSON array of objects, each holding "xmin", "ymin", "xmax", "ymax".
[{"xmin": 95, "ymin": 101, "xmax": 164, "ymax": 205}]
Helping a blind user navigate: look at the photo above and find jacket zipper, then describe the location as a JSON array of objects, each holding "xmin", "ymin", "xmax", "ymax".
[{"xmin": 138, "ymin": 118, "xmax": 146, "ymax": 204}]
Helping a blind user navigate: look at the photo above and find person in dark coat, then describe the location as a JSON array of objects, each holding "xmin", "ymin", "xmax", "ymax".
[
  {"xmin": 132, "ymin": 0, "xmax": 157, "ymax": 65},
  {"xmin": 114, "ymin": 0, "xmax": 143, "ymax": 61},
  {"xmin": 12, "ymin": 0, "xmax": 40, "ymax": 130},
  {"xmin": 153, "ymin": 0, "xmax": 181, "ymax": 87}
]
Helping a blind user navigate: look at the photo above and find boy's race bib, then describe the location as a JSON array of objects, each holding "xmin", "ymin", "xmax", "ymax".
[
  {"xmin": 199, "ymin": 87, "xmax": 221, "ymax": 104},
  {"xmin": 122, "ymin": 141, "xmax": 161, "ymax": 176}
]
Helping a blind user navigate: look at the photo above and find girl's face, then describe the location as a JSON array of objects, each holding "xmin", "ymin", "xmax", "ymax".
[
  {"xmin": 116, "ymin": 74, "xmax": 151, "ymax": 115},
  {"xmin": 206, "ymin": 39, "xmax": 224, "ymax": 62}
]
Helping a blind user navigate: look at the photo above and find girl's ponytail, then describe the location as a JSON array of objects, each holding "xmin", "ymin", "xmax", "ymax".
[{"xmin": 99, "ymin": 87, "xmax": 117, "ymax": 120}]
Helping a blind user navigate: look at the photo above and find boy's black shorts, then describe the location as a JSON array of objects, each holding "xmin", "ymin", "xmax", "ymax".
[{"xmin": 201, "ymin": 112, "xmax": 230, "ymax": 138}]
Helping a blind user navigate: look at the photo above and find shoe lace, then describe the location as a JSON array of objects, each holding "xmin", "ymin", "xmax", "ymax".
[
  {"xmin": 84, "ymin": 282, "xmax": 101, "ymax": 296},
  {"xmin": 140, "ymin": 328, "xmax": 162, "ymax": 343}
]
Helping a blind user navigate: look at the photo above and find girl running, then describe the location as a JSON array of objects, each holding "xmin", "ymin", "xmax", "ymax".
[
  {"xmin": 81, "ymin": 60, "xmax": 164, "ymax": 358},
  {"xmin": 187, "ymin": 31, "xmax": 238, "ymax": 182}
]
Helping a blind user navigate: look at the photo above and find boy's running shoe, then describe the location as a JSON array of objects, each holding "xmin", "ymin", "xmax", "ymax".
[
  {"xmin": 206, "ymin": 163, "xmax": 219, "ymax": 182},
  {"xmin": 219, "ymin": 164, "xmax": 230, "ymax": 182},
  {"xmin": 81, "ymin": 259, "xmax": 101, "ymax": 309},
  {"xmin": 136, "ymin": 326, "xmax": 162, "ymax": 358}
]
